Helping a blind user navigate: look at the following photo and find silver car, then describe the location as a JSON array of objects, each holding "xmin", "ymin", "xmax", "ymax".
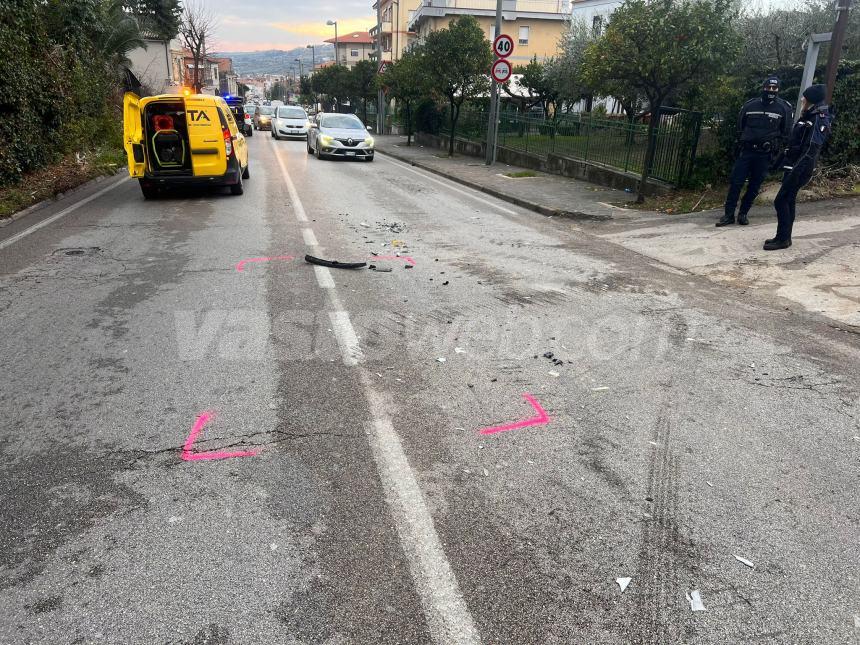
[
  {"xmin": 307, "ymin": 113, "xmax": 375, "ymax": 162},
  {"xmin": 272, "ymin": 105, "xmax": 310, "ymax": 140}
]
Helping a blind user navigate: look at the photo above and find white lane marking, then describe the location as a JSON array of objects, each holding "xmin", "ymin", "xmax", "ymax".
[
  {"xmin": 275, "ymin": 150, "xmax": 480, "ymax": 644},
  {"xmin": 328, "ymin": 311, "xmax": 364, "ymax": 366},
  {"xmin": 314, "ymin": 265, "xmax": 335, "ymax": 289},
  {"xmin": 377, "ymin": 154, "xmax": 517, "ymax": 215},
  {"xmin": 269, "ymin": 137, "xmax": 309, "ymax": 222},
  {"xmin": 0, "ymin": 177, "xmax": 127, "ymax": 250},
  {"xmin": 302, "ymin": 228, "xmax": 319, "ymax": 247},
  {"xmin": 359, "ymin": 368, "xmax": 481, "ymax": 643}
]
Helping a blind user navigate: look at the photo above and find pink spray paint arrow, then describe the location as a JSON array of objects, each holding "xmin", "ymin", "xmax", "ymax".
[
  {"xmin": 235, "ymin": 255, "xmax": 295, "ymax": 272},
  {"xmin": 479, "ymin": 394, "xmax": 550, "ymax": 436},
  {"xmin": 181, "ymin": 411, "xmax": 259, "ymax": 461},
  {"xmin": 372, "ymin": 255, "xmax": 416, "ymax": 266}
]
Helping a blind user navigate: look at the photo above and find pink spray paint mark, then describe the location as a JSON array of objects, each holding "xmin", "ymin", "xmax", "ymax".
[
  {"xmin": 479, "ymin": 394, "xmax": 550, "ymax": 436},
  {"xmin": 181, "ymin": 411, "xmax": 259, "ymax": 461},
  {"xmin": 372, "ymin": 255, "xmax": 416, "ymax": 266},
  {"xmin": 235, "ymin": 255, "xmax": 295, "ymax": 272}
]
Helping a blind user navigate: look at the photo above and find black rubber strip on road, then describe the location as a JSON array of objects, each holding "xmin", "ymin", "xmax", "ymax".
[{"xmin": 304, "ymin": 254, "xmax": 367, "ymax": 270}]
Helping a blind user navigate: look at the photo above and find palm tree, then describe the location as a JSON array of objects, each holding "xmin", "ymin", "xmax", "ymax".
[{"xmin": 96, "ymin": 0, "xmax": 146, "ymax": 74}]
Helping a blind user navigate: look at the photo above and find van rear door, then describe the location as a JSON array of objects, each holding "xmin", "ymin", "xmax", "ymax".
[
  {"xmin": 123, "ymin": 93, "xmax": 146, "ymax": 178},
  {"xmin": 184, "ymin": 97, "xmax": 227, "ymax": 177}
]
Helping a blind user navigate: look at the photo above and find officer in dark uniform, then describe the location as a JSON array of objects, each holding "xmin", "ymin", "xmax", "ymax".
[
  {"xmin": 764, "ymin": 84, "xmax": 833, "ymax": 250},
  {"xmin": 717, "ymin": 76, "xmax": 793, "ymax": 227}
]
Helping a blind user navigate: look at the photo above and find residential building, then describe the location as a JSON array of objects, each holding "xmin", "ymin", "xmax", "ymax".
[
  {"xmin": 126, "ymin": 38, "xmax": 183, "ymax": 94},
  {"xmin": 570, "ymin": 0, "xmax": 622, "ymax": 33},
  {"xmin": 212, "ymin": 56, "xmax": 239, "ymax": 97},
  {"xmin": 370, "ymin": 0, "xmax": 421, "ymax": 63},
  {"xmin": 324, "ymin": 31, "xmax": 376, "ymax": 68},
  {"xmin": 407, "ymin": 0, "xmax": 571, "ymax": 64}
]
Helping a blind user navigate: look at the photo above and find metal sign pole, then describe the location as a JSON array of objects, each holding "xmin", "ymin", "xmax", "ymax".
[{"xmin": 485, "ymin": 0, "xmax": 503, "ymax": 165}]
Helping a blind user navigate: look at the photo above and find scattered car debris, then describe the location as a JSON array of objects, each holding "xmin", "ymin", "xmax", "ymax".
[
  {"xmin": 706, "ymin": 481, "xmax": 714, "ymax": 487},
  {"xmin": 455, "ymin": 347, "xmax": 466, "ymax": 354},
  {"xmin": 616, "ymin": 577, "xmax": 632, "ymax": 593},
  {"xmin": 360, "ymin": 222, "xmax": 371, "ymax": 228},
  {"xmin": 592, "ymin": 386, "xmax": 610, "ymax": 392},
  {"xmin": 734, "ymin": 554, "xmax": 755, "ymax": 568},
  {"xmin": 548, "ymin": 371, "xmax": 560, "ymax": 377},
  {"xmin": 436, "ymin": 357, "xmax": 446, "ymax": 363},
  {"xmin": 305, "ymin": 255, "xmax": 367, "ymax": 270},
  {"xmin": 369, "ymin": 265, "xmax": 392, "ymax": 272},
  {"xmin": 686, "ymin": 590, "xmax": 706, "ymax": 612},
  {"xmin": 404, "ymin": 264, "xmax": 414, "ymax": 269}
]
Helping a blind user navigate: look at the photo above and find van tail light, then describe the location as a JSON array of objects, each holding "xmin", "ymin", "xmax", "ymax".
[
  {"xmin": 244, "ymin": 113, "xmax": 250, "ymax": 120},
  {"xmin": 223, "ymin": 127, "xmax": 233, "ymax": 157}
]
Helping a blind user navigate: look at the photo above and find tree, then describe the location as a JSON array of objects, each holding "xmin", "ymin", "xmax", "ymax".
[
  {"xmin": 549, "ymin": 17, "xmax": 597, "ymax": 112},
  {"xmin": 349, "ymin": 60, "xmax": 378, "ymax": 124},
  {"xmin": 97, "ymin": 0, "xmax": 146, "ymax": 73},
  {"xmin": 379, "ymin": 48, "xmax": 432, "ymax": 146},
  {"xmin": 179, "ymin": 0, "xmax": 217, "ymax": 93},
  {"xmin": 582, "ymin": 0, "xmax": 739, "ymax": 202},
  {"xmin": 311, "ymin": 64, "xmax": 351, "ymax": 110},
  {"xmin": 125, "ymin": 0, "xmax": 181, "ymax": 40},
  {"xmin": 422, "ymin": 15, "xmax": 492, "ymax": 157},
  {"xmin": 505, "ymin": 56, "xmax": 559, "ymax": 116}
]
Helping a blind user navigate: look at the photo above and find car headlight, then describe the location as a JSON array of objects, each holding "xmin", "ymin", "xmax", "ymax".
[
  {"xmin": 319, "ymin": 134, "xmax": 334, "ymax": 146},
  {"xmin": 364, "ymin": 136, "xmax": 375, "ymax": 147}
]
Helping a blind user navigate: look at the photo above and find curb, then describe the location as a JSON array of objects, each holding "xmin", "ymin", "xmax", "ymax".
[
  {"xmin": 377, "ymin": 147, "xmax": 612, "ymax": 222},
  {"xmin": 0, "ymin": 168, "xmax": 127, "ymax": 229}
]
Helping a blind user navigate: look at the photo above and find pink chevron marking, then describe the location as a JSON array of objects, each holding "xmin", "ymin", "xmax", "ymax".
[
  {"xmin": 479, "ymin": 394, "xmax": 550, "ymax": 436},
  {"xmin": 235, "ymin": 255, "xmax": 295, "ymax": 272},
  {"xmin": 372, "ymin": 255, "xmax": 416, "ymax": 266},
  {"xmin": 181, "ymin": 411, "xmax": 259, "ymax": 461}
]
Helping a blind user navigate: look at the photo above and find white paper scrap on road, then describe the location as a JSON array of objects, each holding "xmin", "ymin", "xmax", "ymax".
[
  {"xmin": 686, "ymin": 590, "xmax": 706, "ymax": 611},
  {"xmin": 616, "ymin": 577, "xmax": 631, "ymax": 593},
  {"xmin": 734, "ymin": 554, "xmax": 755, "ymax": 568},
  {"xmin": 592, "ymin": 386, "xmax": 609, "ymax": 392}
]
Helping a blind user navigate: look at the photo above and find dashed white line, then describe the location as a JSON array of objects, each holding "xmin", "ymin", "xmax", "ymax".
[
  {"xmin": 328, "ymin": 311, "xmax": 364, "ymax": 366},
  {"xmin": 313, "ymin": 265, "xmax": 335, "ymax": 289},
  {"xmin": 377, "ymin": 153, "xmax": 517, "ymax": 215},
  {"xmin": 273, "ymin": 143, "xmax": 480, "ymax": 644},
  {"xmin": 0, "ymin": 176, "xmax": 127, "ymax": 250},
  {"xmin": 269, "ymin": 138, "xmax": 309, "ymax": 222},
  {"xmin": 302, "ymin": 227, "xmax": 319, "ymax": 247}
]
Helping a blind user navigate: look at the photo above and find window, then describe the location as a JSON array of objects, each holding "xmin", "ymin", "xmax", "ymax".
[
  {"xmin": 518, "ymin": 26, "xmax": 529, "ymax": 45},
  {"xmin": 351, "ymin": 49, "xmax": 359, "ymax": 57}
]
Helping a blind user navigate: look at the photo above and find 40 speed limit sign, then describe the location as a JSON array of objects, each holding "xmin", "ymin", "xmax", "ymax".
[
  {"xmin": 493, "ymin": 34, "xmax": 514, "ymax": 58},
  {"xmin": 491, "ymin": 58, "xmax": 513, "ymax": 83}
]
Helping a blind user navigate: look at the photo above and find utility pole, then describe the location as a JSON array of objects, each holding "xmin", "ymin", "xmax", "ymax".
[
  {"xmin": 376, "ymin": 0, "xmax": 385, "ymax": 134},
  {"xmin": 306, "ymin": 44, "xmax": 316, "ymax": 72},
  {"xmin": 485, "ymin": 0, "xmax": 503, "ymax": 165},
  {"xmin": 824, "ymin": 0, "xmax": 852, "ymax": 102}
]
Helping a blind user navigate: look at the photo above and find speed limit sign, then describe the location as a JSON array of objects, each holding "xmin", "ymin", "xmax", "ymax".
[
  {"xmin": 493, "ymin": 34, "xmax": 514, "ymax": 58},
  {"xmin": 491, "ymin": 58, "xmax": 513, "ymax": 83}
]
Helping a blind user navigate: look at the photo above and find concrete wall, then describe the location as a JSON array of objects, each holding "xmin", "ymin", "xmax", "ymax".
[
  {"xmin": 127, "ymin": 39, "xmax": 176, "ymax": 94},
  {"xmin": 416, "ymin": 131, "xmax": 671, "ymax": 195}
]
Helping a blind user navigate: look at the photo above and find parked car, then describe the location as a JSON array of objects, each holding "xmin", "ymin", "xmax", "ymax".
[
  {"xmin": 123, "ymin": 92, "xmax": 249, "ymax": 199},
  {"xmin": 307, "ymin": 113, "xmax": 375, "ymax": 161},
  {"xmin": 272, "ymin": 105, "xmax": 310, "ymax": 140},
  {"xmin": 253, "ymin": 105, "xmax": 274, "ymax": 131}
]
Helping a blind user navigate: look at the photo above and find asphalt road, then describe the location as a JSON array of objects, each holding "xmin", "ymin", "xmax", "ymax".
[{"xmin": 1, "ymin": 132, "xmax": 858, "ymax": 645}]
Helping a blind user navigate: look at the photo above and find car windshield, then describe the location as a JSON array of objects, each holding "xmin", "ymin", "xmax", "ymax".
[
  {"xmin": 278, "ymin": 107, "xmax": 306, "ymax": 119},
  {"xmin": 257, "ymin": 107, "xmax": 274, "ymax": 116},
  {"xmin": 321, "ymin": 115, "xmax": 365, "ymax": 130}
]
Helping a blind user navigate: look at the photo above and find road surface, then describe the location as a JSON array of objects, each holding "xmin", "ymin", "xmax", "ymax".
[{"xmin": 0, "ymin": 133, "xmax": 858, "ymax": 644}]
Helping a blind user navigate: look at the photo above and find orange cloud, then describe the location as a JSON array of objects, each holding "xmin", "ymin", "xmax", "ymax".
[{"xmin": 272, "ymin": 16, "xmax": 377, "ymax": 39}]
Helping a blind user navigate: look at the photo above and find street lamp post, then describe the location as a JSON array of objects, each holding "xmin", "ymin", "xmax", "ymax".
[
  {"xmin": 376, "ymin": 0, "xmax": 384, "ymax": 134},
  {"xmin": 326, "ymin": 20, "xmax": 338, "ymax": 65},
  {"xmin": 306, "ymin": 44, "xmax": 316, "ymax": 72},
  {"xmin": 295, "ymin": 58, "xmax": 304, "ymax": 78}
]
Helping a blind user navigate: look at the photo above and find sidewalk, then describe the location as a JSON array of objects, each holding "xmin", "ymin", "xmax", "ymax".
[
  {"xmin": 374, "ymin": 135, "xmax": 646, "ymax": 221},
  {"xmin": 375, "ymin": 135, "xmax": 860, "ymax": 329}
]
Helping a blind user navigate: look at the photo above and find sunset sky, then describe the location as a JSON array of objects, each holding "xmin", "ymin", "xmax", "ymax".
[{"xmin": 207, "ymin": 0, "xmax": 376, "ymax": 52}]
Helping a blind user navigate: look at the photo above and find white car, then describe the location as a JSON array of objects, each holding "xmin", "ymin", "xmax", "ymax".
[
  {"xmin": 272, "ymin": 106, "xmax": 310, "ymax": 140},
  {"xmin": 307, "ymin": 113, "xmax": 375, "ymax": 161}
]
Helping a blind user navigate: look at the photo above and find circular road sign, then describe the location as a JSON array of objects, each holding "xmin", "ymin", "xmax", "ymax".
[
  {"xmin": 493, "ymin": 33, "xmax": 514, "ymax": 58},
  {"xmin": 491, "ymin": 58, "xmax": 513, "ymax": 83}
]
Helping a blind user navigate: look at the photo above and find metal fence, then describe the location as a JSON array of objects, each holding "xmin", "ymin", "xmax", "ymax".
[{"xmin": 438, "ymin": 107, "xmax": 703, "ymax": 186}]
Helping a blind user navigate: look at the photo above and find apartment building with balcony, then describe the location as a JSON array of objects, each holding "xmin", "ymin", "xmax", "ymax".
[
  {"xmin": 370, "ymin": 0, "xmax": 422, "ymax": 63},
  {"xmin": 324, "ymin": 31, "xmax": 376, "ymax": 68},
  {"xmin": 407, "ymin": 0, "xmax": 571, "ymax": 64}
]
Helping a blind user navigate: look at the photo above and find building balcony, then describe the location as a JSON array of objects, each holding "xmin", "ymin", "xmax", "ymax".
[{"xmin": 408, "ymin": 0, "xmax": 571, "ymax": 30}]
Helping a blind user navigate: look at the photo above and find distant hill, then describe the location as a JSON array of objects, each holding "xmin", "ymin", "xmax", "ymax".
[{"xmin": 217, "ymin": 46, "xmax": 335, "ymax": 75}]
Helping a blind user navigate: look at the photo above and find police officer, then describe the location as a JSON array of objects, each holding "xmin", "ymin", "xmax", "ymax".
[
  {"xmin": 717, "ymin": 76, "xmax": 793, "ymax": 227},
  {"xmin": 764, "ymin": 84, "xmax": 833, "ymax": 250}
]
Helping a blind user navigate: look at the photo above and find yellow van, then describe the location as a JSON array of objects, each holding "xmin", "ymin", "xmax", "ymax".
[{"xmin": 123, "ymin": 92, "xmax": 249, "ymax": 199}]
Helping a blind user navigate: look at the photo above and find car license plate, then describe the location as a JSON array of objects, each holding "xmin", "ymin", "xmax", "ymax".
[{"xmin": 345, "ymin": 151, "xmax": 356, "ymax": 157}]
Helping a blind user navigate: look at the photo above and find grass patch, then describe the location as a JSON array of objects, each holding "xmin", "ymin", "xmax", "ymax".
[
  {"xmin": 504, "ymin": 170, "xmax": 537, "ymax": 178},
  {"xmin": 0, "ymin": 146, "xmax": 125, "ymax": 219}
]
